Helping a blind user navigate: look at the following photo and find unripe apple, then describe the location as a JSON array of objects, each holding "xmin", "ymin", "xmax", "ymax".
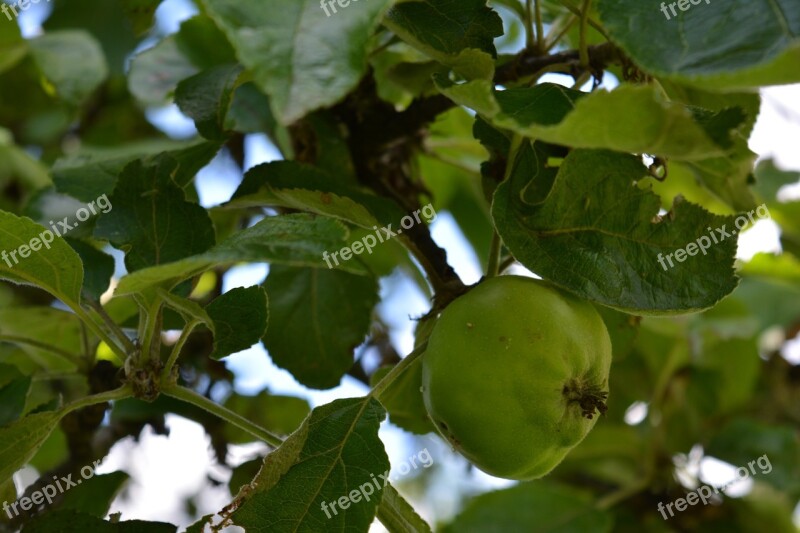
[{"xmin": 422, "ymin": 275, "xmax": 612, "ymax": 480}]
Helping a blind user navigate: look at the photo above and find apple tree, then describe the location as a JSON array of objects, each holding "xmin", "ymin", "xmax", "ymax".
[{"xmin": 1, "ymin": 0, "xmax": 799, "ymax": 531}]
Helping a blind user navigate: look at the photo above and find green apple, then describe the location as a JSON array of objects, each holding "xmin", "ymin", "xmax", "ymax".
[{"xmin": 422, "ymin": 275, "xmax": 612, "ymax": 480}]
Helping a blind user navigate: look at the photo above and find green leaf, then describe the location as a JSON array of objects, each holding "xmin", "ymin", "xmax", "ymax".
[
  {"xmin": 223, "ymin": 390, "xmax": 310, "ymax": 443},
  {"xmin": 598, "ymin": 0, "xmax": 800, "ymax": 90},
  {"xmin": 263, "ymin": 265, "xmax": 378, "ymax": 389},
  {"xmin": 225, "ymin": 82, "xmax": 278, "ymax": 136},
  {"xmin": 436, "ymin": 80, "xmax": 741, "ymax": 160},
  {"xmin": 0, "ymin": 411, "xmax": 62, "ymax": 485},
  {"xmin": 128, "ymin": 37, "xmax": 198, "ymax": 106},
  {"xmin": 0, "ymin": 22, "xmax": 27, "ymax": 75},
  {"xmin": 29, "ymin": 31, "xmax": 108, "ymax": 107},
  {"xmin": 175, "ymin": 64, "xmax": 243, "ymax": 140},
  {"xmin": 492, "ymin": 145, "xmax": 739, "ymax": 314},
  {"xmin": 383, "ymin": 0, "xmax": 504, "ymax": 80},
  {"xmin": 0, "ymin": 376, "xmax": 31, "ymax": 427},
  {"xmin": 0, "ymin": 211, "xmax": 84, "ymax": 310},
  {"xmin": 734, "ymin": 276, "xmax": 800, "ymax": 332},
  {"xmin": 174, "ymin": 15, "xmax": 237, "ymax": 69},
  {"xmin": 22, "ymin": 510, "xmax": 177, "ymax": 533},
  {"xmin": 114, "ymin": 214, "xmax": 361, "ymax": 295},
  {"xmin": 43, "ymin": 0, "xmax": 138, "ymax": 75},
  {"xmin": 201, "ymin": 0, "xmax": 395, "ymax": 124},
  {"xmin": 233, "ymin": 397, "xmax": 390, "ymax": 533},
  {"xmin": 376, "ymin": 484, "xmax": 433, "ymax": 533},
  {"xmin": 52, "ymin": 140, "xmax": 221, "ymax": 202},
  {"xmin": 206, "ymin": 285, "xmax": 269, "ymax": 360},
  {"xmin": 442, "ymin": 481, "xmax": 613, "ymax": 533},
  {"xmin": 659, "ymin": 83, "xmax": 761, "ymax": 211},
  {"xmin": 93, "ymin": 156, "xmax": 216, "ymax": 272},
  {"xmin": 60, "ymin": 472, "xmax": 130, "ymax": 518},
  {"xmin": 231, "ymin": 161, "xmax": 409, "ymax": 230}
]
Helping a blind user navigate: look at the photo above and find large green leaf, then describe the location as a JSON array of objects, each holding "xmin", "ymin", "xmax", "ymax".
[
  {"xmin": 383, "ymin": 0, "xmax": 504, "ymax": 80},
  {"xmin": 127, "ymin": 13, "xmax": 236, "ymax": 106},
  {"xmin": 93, "ymin": 156, "xmax": 216, "ymax": 272},
  {"xmin": 231, "ymin": 161, "xmax": 409, "ymax": 230},
  {"xmin": 43, "ymin": 0, "xmax": 139, "ymax": 74},
  {"xmin": 598, "ymin": 0, "xmax": 800, "ymax": 90},
  {"xmin": 202, "ymin": 0, "xmax": 395, "ymax": 124},
  {"xmin": 233, "ymin": 397, "xmax": 390, "ymax": 533},
  {"xmin": 114, "ymin": 214, "xmax": 362, "ymax": 295},
  {"xmin": 232, "ymin": 161, "xmax": 408, "ymax": 229},
  {"xmin": 0, "ymin": 211, "xmax": 84, "ymax": 310},
  {"xmin": 492, "ymin": 145, "xmax": 739, "ymax": 314},
  {"xmin": 442, "ymin": 481, "xmax": 612, "ymax": 533},
  {"xmin": 0, "ymin": 307, "xmax": 84, "ymax": 371},
  {"xmin": 29, "ymin": 31, "xmax": 108, "ymax": 107},
  {"xmin": 52, "ymin": 140, "xmax": 221, "ymax": 202},
  {"xmin": 263, "ymin": 265, "xmax": 378, "ymax": 389},
  {"xmin": 0, "ymin": 411, "xmax": 62, "ymax": 485},
  {"xmin": 436, "ymin": 80, "xmax": 743, "ymax": 160}
]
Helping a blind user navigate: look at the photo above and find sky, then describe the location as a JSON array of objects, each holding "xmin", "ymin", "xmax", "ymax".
[{"xmin": 10, "ymin": 0, "xmax": 800, "ymax": 529}]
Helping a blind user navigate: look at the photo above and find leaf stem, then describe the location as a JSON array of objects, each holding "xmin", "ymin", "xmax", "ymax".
[
  {"xmin": 524, "ymin": 0, "xmax": 534, "ymax": 48},
  {"xmin": 161, "ymin": 320, "xmax": 200, "ymax": 382},
  {"xmin": 85, "ymin": 298, "xmax": 136, "ymax": 353},
  {"xmin": 556, "ymin": 0, "xmax": 610, "ymax": 41},
  {"xmin": 162, "ymin": 384, "xmax": 284, "ymax": 447},
  {"xmin": 578, "ymin": 0, "xmax": 593, "ymax": 68},
  {"xmin": 545, "ymin": 14, "xmax": 577, "ymax": 52},
  {"xmin": 73, "ymin": 307, "xmax": 127, "ymax": 364},
  {"xmin": 486, "ymin": 232, "xmax": 502, "ymax": 278},
  {"xmin": 370, "ymin": 342, "xmax": 428, "ymax": 401},
  {"xmin": 533, "ymin": 0, "xmax": 544, "ymax": 52},
  {"xmin": 137, "ymin": 298, "xmax": 162, "ymax": 365},
  {"xmin": 498, "ymin": 254, "xmax": 517, "ymax": 274},
  {"xmin": 61, "ymin": 384, "xmax": 132, "ymax": 415}
]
